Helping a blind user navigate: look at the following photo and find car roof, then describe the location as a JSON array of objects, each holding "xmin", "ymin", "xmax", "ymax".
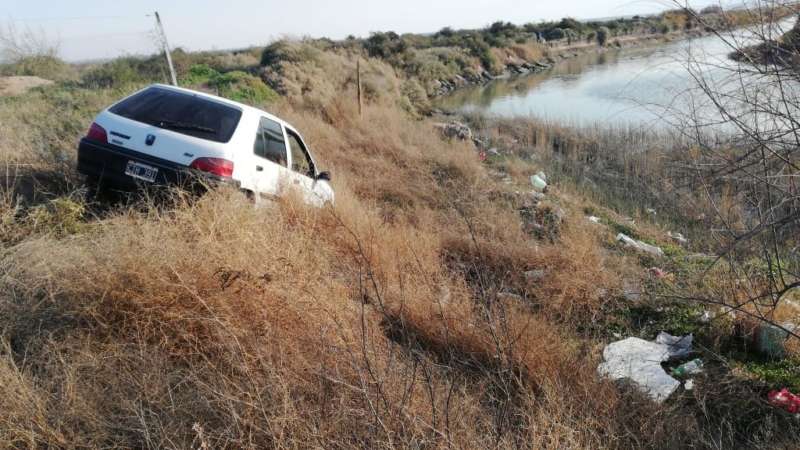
[{"xmin": 149, "ymin": 83, "xmax": 297, "ymax": 133}]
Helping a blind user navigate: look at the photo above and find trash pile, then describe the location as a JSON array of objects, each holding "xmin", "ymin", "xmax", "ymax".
[
  {"xmin": 768, "ymin": 389, "xmax": 800, "ymax": 415},
  {"xmin": 433, "ymin": 121, "xmax": 473, "ymax": 141},
  {"xmin": 598, "ymin": 332, "xmax": 699, "ymax": 403},
  {"xmin": 617, "ymin": 233, "xmax": 665, "ymax": 257}
]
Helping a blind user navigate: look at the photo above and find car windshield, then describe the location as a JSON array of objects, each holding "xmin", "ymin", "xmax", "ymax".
[{"xmin": 109, "ymin": 87, "xmax": 242, "ymax": 143}]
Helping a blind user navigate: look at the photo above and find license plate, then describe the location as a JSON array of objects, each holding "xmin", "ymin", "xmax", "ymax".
[{"xmin": 124, "ymin": 160, "xmax": 158, "ymax": 183}]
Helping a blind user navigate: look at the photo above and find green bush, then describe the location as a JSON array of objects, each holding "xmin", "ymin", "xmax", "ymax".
[
  {"xmin": 81, "ymin": 56, "xmax": 166, "ymax": 88},
  {"xmin": 3, "ymin": 55, "xmax": 72, "ymax": 80},
  {"xmin": 364, "ymin": 32, "xmax": 408, "ymax": 59},
  {"xmin": 213, "ymin": 71, "xmax": 277, "ymax": 104},
  {"xmin": 544, "ymin": 28, "xmax": 566, "ymax": 41},
  {"xmin": 181, "ymin": 64, "xmax": 277, "ymax": 105},
  {"xmin": 597, "ymin": 27, "xmax": 610, "ymax": 46},
  {"xmin": 181, "ymin": 63, "xmax": 219, "ymax": 85}
]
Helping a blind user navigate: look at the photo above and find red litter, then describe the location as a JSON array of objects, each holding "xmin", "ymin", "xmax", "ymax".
[{"xmin": 768, "ymin": 388, "xmax": 800, "ymax": 414}]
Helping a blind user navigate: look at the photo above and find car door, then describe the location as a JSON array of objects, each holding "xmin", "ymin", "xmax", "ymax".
[
  {"xmin": 285, "ymin": 128, "xmax": 333, "ymax": 205},
  {"xmin": 249, "ymin": 116, "xmax": 291, "ymax": 199}
]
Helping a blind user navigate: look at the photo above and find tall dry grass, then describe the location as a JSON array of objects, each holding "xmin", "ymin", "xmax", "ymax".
[
  {"xmin": 0, "ymin": 41, "xmax": 796, "ymax": 449},
  {"xmin": 0, "ymin": 185, "xmax": 699, "ymax": 448}
]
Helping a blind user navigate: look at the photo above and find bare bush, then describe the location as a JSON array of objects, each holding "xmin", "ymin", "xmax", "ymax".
[{"xmin": 667, "ymin": 1, "xmax": 800, "ymax": 336}]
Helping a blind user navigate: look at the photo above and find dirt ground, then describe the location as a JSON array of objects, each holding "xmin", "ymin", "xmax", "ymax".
[{"xmin": 0, "ymin": 76, "xmax": 53, "ymax": 96}]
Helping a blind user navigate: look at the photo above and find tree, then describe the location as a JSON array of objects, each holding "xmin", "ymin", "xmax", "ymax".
[
  {"xmin": 544, "ymin": 28, "xmax": 566, "ymax": 41},
  {"xmin": 596, "ymin": 27, "xmax": 610, "ymax": 46},
  {"xmin": 364, "ymin": 32, "xmax": 407, "ymax": 59}
]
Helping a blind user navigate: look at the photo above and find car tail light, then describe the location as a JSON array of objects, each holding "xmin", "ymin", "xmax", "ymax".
[
  {"xmin": 190, "ymin": 157, "xmax": 234, "ymax": 178},
  {"xmin": 85, "ymin": 122, "xmax": 107, "ymax": 143}
]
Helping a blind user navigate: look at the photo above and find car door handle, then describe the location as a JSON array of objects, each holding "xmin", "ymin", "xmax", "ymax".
[{"xmin": 256, "ymin": 165, "xmax": 264, "ymax": 172}]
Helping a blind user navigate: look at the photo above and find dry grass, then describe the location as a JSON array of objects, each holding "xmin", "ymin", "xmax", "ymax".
[
  {"xmin": 0, "ymin": 186, "xmax": 699, "ymax": 448},
  {"xmin": 0, "ymin": 42, "xmax": 797, "ymax": 449}
]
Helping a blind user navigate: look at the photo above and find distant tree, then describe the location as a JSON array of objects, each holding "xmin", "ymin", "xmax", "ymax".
[
  {"xmin": 700, "ymin": 5, "xmax": 723, "ymax": 15},
  {"xmin": 488, "ymin": 21, "xmax": 516, "ymax": 35},
  {"xmin": 557, "ymin": 17, "xmax": 582, "ymax": 31},
  {"xmin": 544, "ymin": 28, "xmax": 566, "ymax": 41},
  {"xmin": 596, "ymin": 27, "xmax": 610, "ymax": 46},
  {"xmin": 364, "ymin": 31, "xmax": 407, "ymax": 59},
  {"xmin": 522, "ymin": 22, "xmax": 541, "ymax": 33},
  {"xmin": 437, "ymin": 27, "xmax": 455, "ymax": 38}
]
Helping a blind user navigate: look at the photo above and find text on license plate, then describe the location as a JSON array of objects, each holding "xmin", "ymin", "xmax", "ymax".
[{"xmin": 124, "ymin": 160, "xmax": 158, "ymax": 183}]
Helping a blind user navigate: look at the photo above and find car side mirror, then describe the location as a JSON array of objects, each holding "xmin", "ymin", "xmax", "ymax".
[{"xmin": 316, "ymin": 171, "xmax": 332, "ymax": 182}]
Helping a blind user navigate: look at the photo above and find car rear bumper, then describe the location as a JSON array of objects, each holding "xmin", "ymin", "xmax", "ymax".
[{"xmin": 77, "ymin": 138, "xmax": 237, "ymax": 191}]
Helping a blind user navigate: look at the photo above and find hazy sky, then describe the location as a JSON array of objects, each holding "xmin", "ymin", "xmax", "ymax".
[{"xmin": 2, "ymin": 0, "xmax": 730, "ymax": 61}]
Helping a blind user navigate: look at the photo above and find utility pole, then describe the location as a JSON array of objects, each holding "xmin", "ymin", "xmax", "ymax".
[{"xmin": 154, "ymin": 11, "xmax": 178, "ymax": 86}]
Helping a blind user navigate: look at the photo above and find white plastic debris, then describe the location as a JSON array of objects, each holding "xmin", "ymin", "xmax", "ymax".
[
  {"xmin": 536, "ymin": 171, "xmax": 547, "ymax": 183},
  {"xmin": 668, "ymin": 231, "xmax": 689, "ymax": 245},
  {"xmin": 617, "ymin": 233, "xmax": 665, "ymax": 257},
  {"xmin": 646, "ymin": 208, "xmax": 657, "ymax": 216},
  {"xmin": 597, "ymin": 337, "xmax": 681, "ymax": 403},
  {"xmin": 655, "ymin": 332, "xmax": 693, "ymax": 359},
  {"xmin": 530, "ymin": 174, "xmax": 548, "ymax": 192},
  {"xmin": 587, "ymin": 216, "xmax": 602, "ymax": 224},
  {"xmin": 685, "ymin": 379, "xmax": 695, "ymax": 391}
]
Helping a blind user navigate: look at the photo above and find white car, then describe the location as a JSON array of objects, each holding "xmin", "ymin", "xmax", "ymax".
[{"xmin": 77, "ymin": 84, "xmax": 334, "ymax": 205}]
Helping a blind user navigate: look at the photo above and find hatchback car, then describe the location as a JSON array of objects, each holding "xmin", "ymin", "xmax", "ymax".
[{"xmin": 77, "ymin": 84, "xmax": 334, "ymax": 205}]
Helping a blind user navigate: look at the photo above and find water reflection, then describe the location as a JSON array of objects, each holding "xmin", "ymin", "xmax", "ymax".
[{"xmin": 438, "ymin": 31, "xmax": 769, "ymax": 129}]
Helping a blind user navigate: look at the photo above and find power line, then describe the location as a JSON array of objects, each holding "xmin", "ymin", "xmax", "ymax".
[
  {"xmin": 59, "ymin": 31, "xmax": 154, "ymax": 42},
  {"xmin": 2, "ymin": 15, "xmax": 146, "ymax": 23}
]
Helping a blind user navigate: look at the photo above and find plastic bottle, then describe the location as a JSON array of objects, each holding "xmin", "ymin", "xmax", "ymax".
[{"xmin": 671, "ymin": 359, "xmax": 704, "ymax": 378}]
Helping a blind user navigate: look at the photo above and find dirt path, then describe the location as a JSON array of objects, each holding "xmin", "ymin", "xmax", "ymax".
[{"xmin": 0, "ymin": 76, "xmax": 53, "ymax": 96}]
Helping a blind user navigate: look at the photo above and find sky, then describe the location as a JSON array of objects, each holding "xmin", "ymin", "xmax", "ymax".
[{"xmin": 2, "ymin": 0, "xmax": 732, "ymax": 61}]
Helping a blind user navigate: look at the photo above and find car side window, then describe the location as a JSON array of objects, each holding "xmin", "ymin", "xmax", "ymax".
[
  {"xmin": 286, "ymin": 130, "xmax": 315, "ymax": 178},
  {"xmin": 254, "ymin": 117, "xmax": 287, "ymax": 167}
]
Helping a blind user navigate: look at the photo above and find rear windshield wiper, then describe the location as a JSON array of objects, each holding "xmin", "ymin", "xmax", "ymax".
[{"xmin": 151, "ymin": 119, "xmax": 216, "ymax": 135}]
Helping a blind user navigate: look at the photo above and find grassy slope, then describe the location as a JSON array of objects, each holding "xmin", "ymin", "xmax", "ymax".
[{"xmin": 1, "ymin": 24, "xmax": 798, "ymax": 450}]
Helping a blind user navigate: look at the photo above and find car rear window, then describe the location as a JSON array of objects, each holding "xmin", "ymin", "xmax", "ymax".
[{"xmin": 109, "ymin": 87, "xmax": 242, "ymax": 143}]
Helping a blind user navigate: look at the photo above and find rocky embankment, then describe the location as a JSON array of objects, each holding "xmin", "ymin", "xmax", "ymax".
[{"xmin": 430, "ymin": 30, "xmax": 699, "ymax": 97}]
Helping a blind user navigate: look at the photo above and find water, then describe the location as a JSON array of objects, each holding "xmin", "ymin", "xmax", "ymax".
[{"xmin": 438, "ymin": 30, "xmax": 780, "ymax": 129}]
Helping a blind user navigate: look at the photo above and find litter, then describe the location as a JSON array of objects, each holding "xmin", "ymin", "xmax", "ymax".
[
  {"xmin": 684, "ymin": 379, "xmax": 695, "ymax": 391},
  {"xmin": 587, "ymin": 216, "xmax": 602, "ymax": 224},
  {"xmin": 530, "ymin": 173, "xmax": 548, "ymax": 192},
  {"xmin": 668, "ymin": 231, "xmax": 689, "ymax": 245},
  {"xmin": 649, "ymin": 267, "xmax": 668, "ymax": 279},
  {"xmin": 671, "ymin": 359, "xmax": 704, "ymax": 378},
  {"xmin": 597, "ymin": 333, "xmax": 693, "ymax": 403},
  {"xmin": 756, "ymin": 323, "xmax": 797, "ymax": 359},
  {"xmin": 617, "ymin": 233, "xmax": 665, "ymax": 257},
  {"xmin": 768, "ymin": 388, "xmax": 800, "ymax": 414},
  {"xmin": 655, "ymin": 332, "xmax": 693, "ymax": 359},
  {"xmin": 646, "ymin": 208, "xmax": 657, "ymax": 216}
]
